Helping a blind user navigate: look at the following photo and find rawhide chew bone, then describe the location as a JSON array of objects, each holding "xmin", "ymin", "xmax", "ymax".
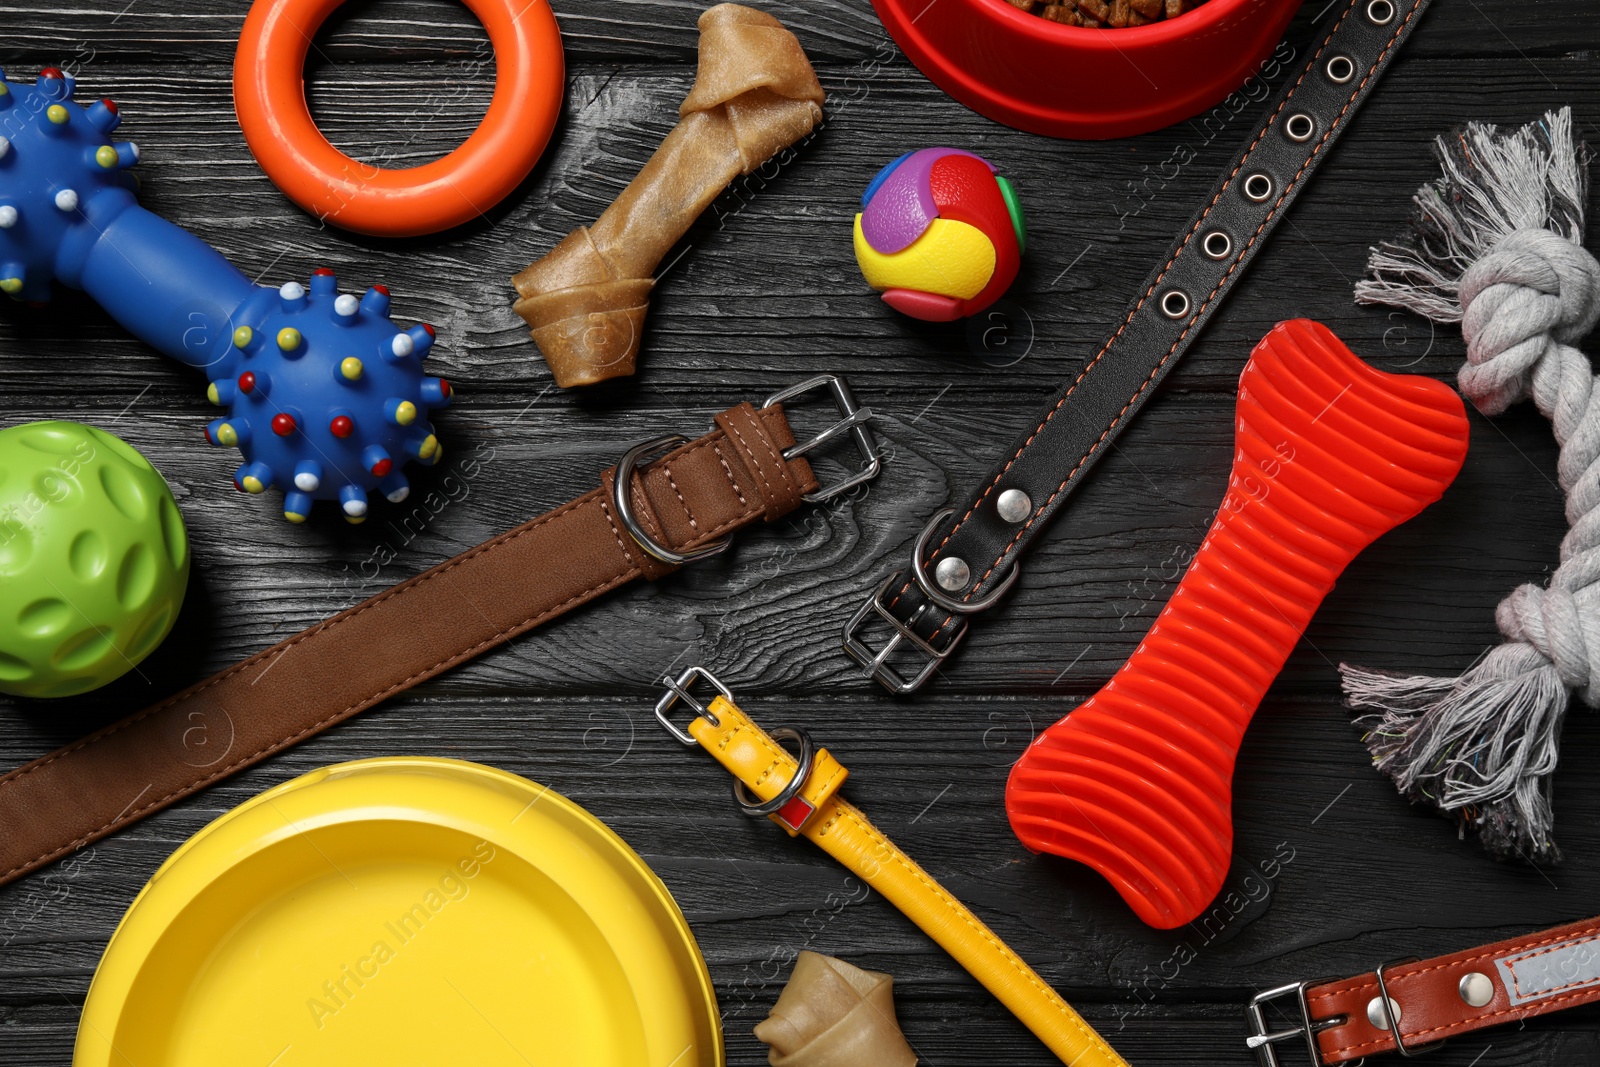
[
  {"xmin": 1006, "ymin": 320, "xmax": 1470, "ymax": 929},
  {"xmin": 754, "ymin": 952, "xmax": 917, "ymax": 1067},
  {"xmin": 0, "ymin": 69, "xmax": 451, "ymax": 523},
  {"xmin": 511, "ymin": 3, "xmax": 824, "ymax": 388}
]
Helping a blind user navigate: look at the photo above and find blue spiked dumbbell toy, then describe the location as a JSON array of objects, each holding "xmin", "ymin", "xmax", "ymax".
[{"xmin": 0, "ymin": 67, "xmax": 452, "ymax": 523}]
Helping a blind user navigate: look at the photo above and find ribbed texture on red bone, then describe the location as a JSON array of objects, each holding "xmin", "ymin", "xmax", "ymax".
[{"xmin": 1004, "ymin": 319, "xmax": 1470, "ymax": 929}]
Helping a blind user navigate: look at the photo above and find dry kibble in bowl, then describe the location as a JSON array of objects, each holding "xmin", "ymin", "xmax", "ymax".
[
  {"xmin": 1007, "ymin": 0, "xmax": 1209, "ymax": 26},
  {"xmin": 879, "ymin": 0, "xmax": 1299, "ymax": 137}
]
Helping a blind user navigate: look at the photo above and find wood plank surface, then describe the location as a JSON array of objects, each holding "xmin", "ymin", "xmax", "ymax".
[{"xmin": 3, "ymin": 0, "xmax": 1599, "ymax": 1063}]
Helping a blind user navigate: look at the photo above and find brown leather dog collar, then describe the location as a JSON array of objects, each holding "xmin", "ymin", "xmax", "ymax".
[
  {"xmin": 1248, "ymin": 914, "xmax": 1600, "ymax": 1064},
  {"xmin": 0, "ymin": 375, "xmax": 877, "ymax": 889}
]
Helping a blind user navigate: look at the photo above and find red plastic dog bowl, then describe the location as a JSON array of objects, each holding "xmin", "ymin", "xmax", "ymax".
[{"xmin": 873, "ymin": 0, "xmax": 1303, "ymax": 139}]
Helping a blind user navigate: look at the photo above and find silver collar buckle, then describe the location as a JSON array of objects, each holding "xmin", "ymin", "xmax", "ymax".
[
  {"xmin": 654, "ymin": 664, "xmax": 819, "ymax": 828},
  {"xmin": 762, "ymin": 374, "xmax": 880, "ymax": 504},
  {"xmin": 1245, "ymin": 980, "xmax": 1349, "ymax": 1067},
  {"xmin": 841, "ymin": 507, "xmax": 1021, "ymax": 693},
  {"xmin": 654, "ymin": 665, "xmax": 732, "ymax": 746},
  {"xmin": 842, "ymin": 571, "xmax": 969, "ymax": 694}
]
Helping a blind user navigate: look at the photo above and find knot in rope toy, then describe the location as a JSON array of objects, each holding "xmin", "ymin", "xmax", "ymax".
[
  {"xmin": 1343, "ymin": 108, "xmax": 1600, "ymax": 861},
  {"xmin": 1459, "ymin": 228, "xmax": 1600, "ymax": 415}
]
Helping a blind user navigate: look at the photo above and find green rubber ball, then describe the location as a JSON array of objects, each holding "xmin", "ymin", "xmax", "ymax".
[{"xmin": 0, "ymin": 422, "xmax": 189, "ymax": 698}]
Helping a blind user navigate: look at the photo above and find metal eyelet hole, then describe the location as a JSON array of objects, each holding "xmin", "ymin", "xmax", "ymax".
[
  {"xmin": 1159, "ymin": 289, "xmax": 1190, "ymax": 320},
  {"xmin": 1366, "ymin": 0, "xmax": 1395, "ymax": 24},
  {"xmin": 1283, "ymin": 112, "xmax": 1315, "ymax": 142},
  {"xmin": 1325, "ymin": 54, "xmax": 1356, "ymax": 84},
  {"xmin": 1242, "ymin": 172, "xmax": 1274, "ymax": 202},
  {"xmin": 1202, "ymin": 230, "xmax": 1232, "ymax": 260}
]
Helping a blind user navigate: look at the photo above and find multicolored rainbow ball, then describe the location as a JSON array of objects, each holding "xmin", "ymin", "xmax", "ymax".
[{"xmin": 853, "ymin": 147, "xmax": 1025, "ymax": 322}]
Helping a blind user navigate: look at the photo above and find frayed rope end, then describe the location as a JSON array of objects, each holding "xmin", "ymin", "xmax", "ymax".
[
  {"xmin": 1340, "ymin": 643, "xmax": 1569, "ymax": 864},
  {"xmin": 1340, "ymin": 106, "xmax": 1592, "ymax": 864},
  {"xmin": 1354, "ymin": 106, "xmax": 1590, "ymax": 323}
]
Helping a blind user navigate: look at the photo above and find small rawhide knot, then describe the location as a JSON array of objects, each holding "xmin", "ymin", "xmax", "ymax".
[
  {"xmin": 753, "ymin": 952, "xmax": 917, "ymax": 1067},
  {"xmin": 1457, "ymin": 228, "xmax": 1600, "ymax": 415},
  {"xmin": 686, "ymin": 4, "xmax": 824, "ymax": 110}
]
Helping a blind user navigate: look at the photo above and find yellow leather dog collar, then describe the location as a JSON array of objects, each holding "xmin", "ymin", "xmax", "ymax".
[{"xmin": 655, "ymin": 667, "xmax": 1130, "ymax": 1067}]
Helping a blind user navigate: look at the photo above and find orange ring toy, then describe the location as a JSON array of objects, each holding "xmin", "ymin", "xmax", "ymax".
[{"xmin": 234, "ymin": 0, "xmax": 563, "ymax": 237}]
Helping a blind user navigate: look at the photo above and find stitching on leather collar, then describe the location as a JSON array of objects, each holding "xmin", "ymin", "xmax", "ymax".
[
  {"xmin": 0, "ymin": 406, "xmax": 807, "ymax": 884},
  {"xmin": 711, "ymin": 442, "xmax": 748, "ymax": 507},
  {"xmin": 830, "ymin": 803, "xmax": 1124, "ymax": 1062},
  {"xmin": 662, "ymin": 463, "xmax": 698, "ymax": 530},
  {"xmin": 1325, "ymin": 984, "xmax": 1600, "ymax": 1057},
  {"xmin": 598, "ymin": 496, "xmax": 638, "ymax": 564},
  {"xmin": 886, "ymin": 0, "xmax": 1396, "ymax": 647}
]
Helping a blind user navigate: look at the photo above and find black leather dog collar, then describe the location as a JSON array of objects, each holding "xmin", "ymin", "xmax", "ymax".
[{"xmin": 845, "ymin": 0, "xmax": 1434, "ymax": 692}]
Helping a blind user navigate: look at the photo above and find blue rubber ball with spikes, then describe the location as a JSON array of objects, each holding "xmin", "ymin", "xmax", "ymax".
[
  {"xmin": 201, "ymin": 272, "xmax": 450, "ymax": 522},
  {"xmin": 0, "ymin": 68, "xmax": 452, "ymax": 523},
  {"xmin": 0, "ymin": 68, "xmax": 136, "ymax": 302}
]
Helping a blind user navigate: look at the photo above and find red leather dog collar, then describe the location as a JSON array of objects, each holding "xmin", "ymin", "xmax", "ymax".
[
  {"xmin": 1247, "ymin": 914, "xmax": 1600, "ymax": 1064},
  {"xmin": 234, "ymin": 0, "xmax": 564, "ymax": 237}
]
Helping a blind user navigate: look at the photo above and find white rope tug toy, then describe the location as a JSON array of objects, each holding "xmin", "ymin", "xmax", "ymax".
[{"xmin": 1343, "ymin": 107, "xmax": 1600, "ymax": 862}]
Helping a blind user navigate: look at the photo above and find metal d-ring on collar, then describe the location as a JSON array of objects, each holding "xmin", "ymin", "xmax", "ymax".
[
  {"xmin": 910, "ymin": 507, "xmax": 1022, "ymax": 614},
  {"xmin": 731, "ymin": 726, "xmax": 817, "ymax": 817},
  {"xmin": 613, "ymin": 374, "xmax": 882, "ymax": 565},
  {"xmin": 653, "ymin": 665, "xmax": 818, "ymax": 819},
  {"xmin": 612, "ymin": 435, "xmax": 735, "ymax": 566}
]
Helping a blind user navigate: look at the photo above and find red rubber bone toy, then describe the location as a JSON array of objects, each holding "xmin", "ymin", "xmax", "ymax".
[{"xmin": 1006, "ymin": 319, "xmax": 1470, "ymax": 929}]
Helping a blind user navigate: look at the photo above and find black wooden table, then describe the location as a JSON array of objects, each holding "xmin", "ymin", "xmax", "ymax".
[{"xmin": 3, "ymin": 1, "xmax": 1598, "ymax": 1063}]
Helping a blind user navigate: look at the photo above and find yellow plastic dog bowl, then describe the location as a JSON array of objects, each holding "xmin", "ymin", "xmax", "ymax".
[{"xmin": 76, "ymin": 758, "xmax": 723, "ymax": 1067}]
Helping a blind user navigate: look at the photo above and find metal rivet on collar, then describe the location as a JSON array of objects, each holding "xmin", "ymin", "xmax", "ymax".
[
  {"xmin": 997, "ymin": 488, "xmax": 1033, "ymax": 523},
  {"xmin": 1202, "ymin": 230, "xmax": 1232, "ymax": 260},
  {"xmin": 1284, "ymin": 112, "xmax": 1315, "ymax": 142},
  {"xmin": 1160, "ymin": 289, "xmax": 1191, "ymax": 320},
  {"xmin": 1459, "ymin": 972, "xmax": 1494, "ymax": 1008},
  {"xmin": 1243, "ymin": 172, "xmax": 1274, "ymax": 202},
  {"xmin": 935, "ymin": 556, "xmax": 971, "ymax": 592},
  {"xmin": 1326, "ymin": 54, "xmax": 1356, "ymax": 84},
  {"xmin": 1366, "ymin": 995, "xmax": 1402, "ymax": 1030},
  {"xmin": 1367, "ymin": 0, "xmax": 1395, "ymax": 23}
]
